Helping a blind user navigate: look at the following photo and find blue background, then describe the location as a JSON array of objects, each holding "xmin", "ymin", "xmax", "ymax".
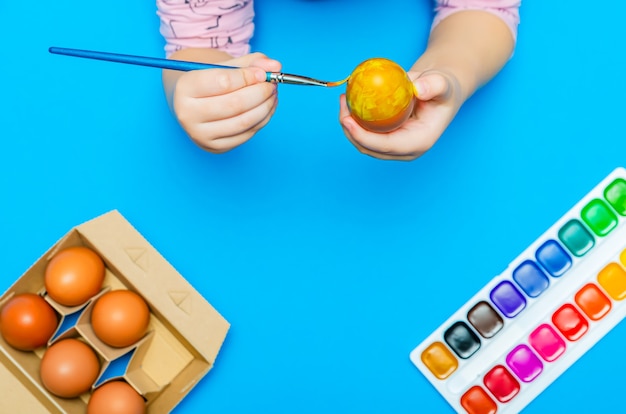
[{"xmin": 1, "ymin": 1, "xmax": 624, "ymax": 413}]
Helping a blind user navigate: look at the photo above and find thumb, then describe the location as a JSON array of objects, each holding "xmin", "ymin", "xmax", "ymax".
[
  {"xmin": 228, "ymin": 52, "xmax": 282, "ymax": 73},
  {"xmin": 413, "ymin": 72, "xmax": 451, "ymax": 101}
]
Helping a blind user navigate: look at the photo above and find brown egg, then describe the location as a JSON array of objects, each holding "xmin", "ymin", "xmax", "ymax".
[
  {"xmin": 91, "ymin": 290, "xmax": 150, "ymax": 348},
  {"xmin": 45, "ymin": 246, "xmax": 105, "ymax": 306},
  {"xmin": 0, "ymin": 293, "xmax": 59, "ymax": 351},
  {"xmin": 40, "ymin": 338, "xmax": 100, "ymax": 398},
  {"xmin": 87, "ymin": 381, "xmax": 146, "ymax": 414}
]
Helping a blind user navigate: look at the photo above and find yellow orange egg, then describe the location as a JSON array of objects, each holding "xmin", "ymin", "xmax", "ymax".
[
  {"xmin": 91, "ymin": 290, "xmax": 150, "ymax": 348},
  {"xmin": 45, "ymin": 246, "xmax": 105, "ymax": 307},
  {"xmin": 346, "ymin": 58, "xmax": 416, "ymax": 133}
]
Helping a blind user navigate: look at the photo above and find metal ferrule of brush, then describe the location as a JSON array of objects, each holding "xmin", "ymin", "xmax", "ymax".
[{"xmin": 267, "ymin": 72, "xmax": 327, "ymax": 87}]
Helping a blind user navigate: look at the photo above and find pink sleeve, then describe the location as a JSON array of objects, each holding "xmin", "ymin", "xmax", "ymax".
[
  {"xmin": 432, "ymin": 0, "xmax": 521, "ymax": 43},
  {"xmin": 156, "ymin": 0, "xmax": 255, "ymax": 58}
]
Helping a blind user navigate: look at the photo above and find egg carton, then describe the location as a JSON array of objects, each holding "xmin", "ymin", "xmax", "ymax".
[{"xmin": 0, "ymin": 210, "xmax": 230, "ymax": 414}]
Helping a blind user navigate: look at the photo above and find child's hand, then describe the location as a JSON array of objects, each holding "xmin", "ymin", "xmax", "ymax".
[
  {"xmin": 172, "ymin": 53, "xmax": 281, "ymax": 153},
  {"xmin": 338, "ymin": 70, "xmax": 462, "ymax": 161}
]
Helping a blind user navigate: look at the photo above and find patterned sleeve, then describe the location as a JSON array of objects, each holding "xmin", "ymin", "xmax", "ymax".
[
  {"xmin": 156, "ymin": 0, "xmax": 255, "ymax": 57},
  {"xmin": 432, "ymin": 0, "xmax": 521, "ymax": 43}
]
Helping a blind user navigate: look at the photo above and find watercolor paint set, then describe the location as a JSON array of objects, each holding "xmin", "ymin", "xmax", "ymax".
[{"xmin": 410, "ymin": 167, "xmax": 626, "ymax": 413}]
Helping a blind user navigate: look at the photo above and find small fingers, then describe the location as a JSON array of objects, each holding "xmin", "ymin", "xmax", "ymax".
[
  {"xmin": 201, "ymin": 99, "xmax": 279, "ymax": 153},
  {"xmin": 228, "ymin": 52, "xmax": 282, "ymax": 73},
  {"xmin": 341, "ymin": 117, "xmax": 425, "ymax": 160},
  {"xmin": 178, "ymin": 53, "xmax": 281, "ymax": 100},
  {"xmin": 187, "ymin": 91, "xmax": 278, "ymax": 153},
  {"xmin": 177, "ymin": 81, "xmax": 277, "ymax": 124},
  {"xmin": 177, "ymin": 66, "xmax": 267, "ymax": 98},
  {"xmin": 338, "ymin": 94, "xmax": 433, "ymax": 161},
  {"xmin": 234, "ymin": 52, "xmax": 282, "ymax": 73},
  {"xmin": 413, "ymin": 72, "xmax": 452, "ymax": 101}
]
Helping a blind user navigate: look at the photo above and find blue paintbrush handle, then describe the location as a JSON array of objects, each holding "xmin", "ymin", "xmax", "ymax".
[
  {"xmin": 48, "ymin": 47, "xmax": 332, "ymax": 87},
  {"xmin": 48, "ymin": 47, "xmax": 239, "ymax": 72}
]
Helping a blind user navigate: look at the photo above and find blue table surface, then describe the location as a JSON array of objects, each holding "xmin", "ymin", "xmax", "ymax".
[{"xmin": 1, "ymin": 1, "xmax": 625, "ymax": 413}]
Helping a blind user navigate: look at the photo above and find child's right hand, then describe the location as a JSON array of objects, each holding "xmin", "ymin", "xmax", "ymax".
[{"xmin": 171, "ymin": 53, "xmax": 281, "ymax": 153}]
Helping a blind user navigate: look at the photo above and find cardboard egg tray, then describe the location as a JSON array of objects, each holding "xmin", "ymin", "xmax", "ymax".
[{"xmin": 0, "ymin": 210, "xmax": 230, "ymax": 413}]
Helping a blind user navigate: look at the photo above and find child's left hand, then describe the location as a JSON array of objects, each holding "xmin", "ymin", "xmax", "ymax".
[{"xmin": 338, "ymin": 70, "xmax": 463, "ymax": 161}]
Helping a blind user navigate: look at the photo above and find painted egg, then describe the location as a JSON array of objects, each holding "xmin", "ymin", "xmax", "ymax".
[
  {"xmin": 45, "ymin": 246, "xmax": 105, "ymax": 307},
  {"xmin": 40, "ymin": 338, "xmax": 100, "ymax": 398},
  {"xmin": 0, "ymin": 293, "xmax": 59, "ymax": 350},
  {"xmin": 346, "ymin": 58, "xmax": 416, "ymax": 133},
  {"xmin": 91, "ymin": 290, "xmax": 150, "ymax": 348}
]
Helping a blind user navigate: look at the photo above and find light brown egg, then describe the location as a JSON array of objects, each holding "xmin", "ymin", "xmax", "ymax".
[
  {"xmin": 40, "ymin": 338, "xmax": 100, "ymax": 398},
  {"xmin": 87, "ymin": 381, "xmax": 145, "ymax": 414},
  {"xmin": 91, "ymin": 290, "xmax": 150, "ymax": 348}
]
